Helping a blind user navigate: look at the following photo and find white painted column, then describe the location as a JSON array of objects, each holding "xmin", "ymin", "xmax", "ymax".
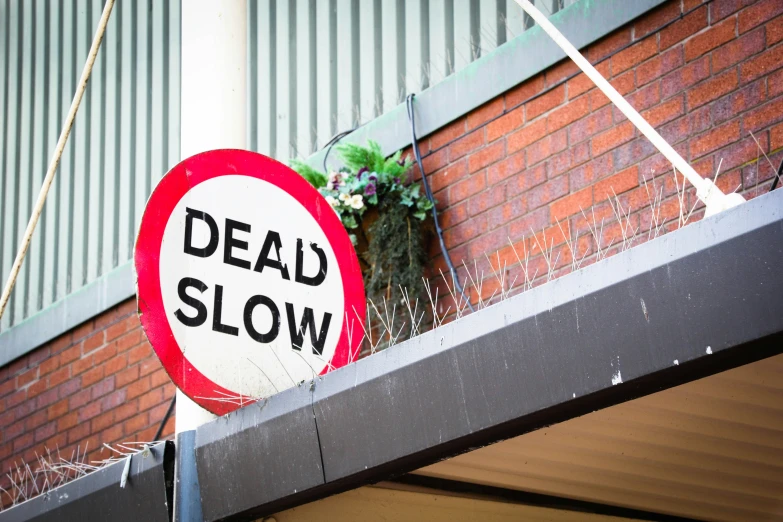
[{"xmin": 178, "ymin": 0, "xmax": 248, "ymax": 432}]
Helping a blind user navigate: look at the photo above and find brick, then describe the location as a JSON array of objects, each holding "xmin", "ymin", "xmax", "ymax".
[
  {"xmin": 687, "ymin": 70, "xmax": 739, "ymax": 110},
  {"xmin": 618, "ymin": 82, "xmax": 662, "ymax": 120},
  {"xmin": 35, "ymin": 387, "xmax": 59, "ymax": 409},
  {"xmin": 544, "ymin": 59, "xmax": 579, "ymax": 87},
  {"xmin": 567, "ymin": 62, "xmax": 610, "ymax": 100},
  {"xmin": 441, "ymin": 202, "xmax": 469, "ymax": 229},
  {"xmin": 659, "ymin": 115, "xmax": 691, "ymax": 145},
  {"xmin": 82, "ymin": 330, "xmax": 105, "ymax": 353},
  {"xmin": 82, "ymin": 366, "xmax": 105, "ymax": 387},
  {"xmin": 38, "ymin": 355, "xmax": 60, "ymax": 377},
  {"xmin": 448, "ymin": 129, "xmax": 485, "ymax": 161},
  {"xmin": 548, "ymin": 149, "xmax": 573, "ymax": 179},
  {"xmin": 429, "ymin": 118, "xmax": 466, "ymax": 151},
  {"xmin": 467, "ymin": 98, "xmax": 504, "ymax": 130},
  {"xmin": 57, "ymin": 411, "xmax": 78, "ymax": 432},
  {"xmin": 6, "ymin": 389, "xmax": 26, "ymax": 408},
  {"xmin": 48, "ymin": 332, "xmax": 74, "ymax": 355},
  {"xmin": 139, "ymin": 357, "xmax": 159, "ymax": 377},
  {"xmin": 34, "ymin": 421, "xmax": 56, "ymax": 443},
  {"xmin": 526, "ymin": 130, "xmax": 567, "ymax": 167},
  {"xmin": 718, "ymin": 133, "xmax": 770, "ymax": 171},
  {"xmin": 116, "ymin": 365, "xmax": 140, "ymax": 388},
  {"xmin": 613, "ymin": 139, "xmax": 658, "ymax": 171},
  {"xmin": 690, "ymin": 120, "xmax": 740, "ymax": 158},
  {"xmin": 710, "ymin": 0, "xmax": 755, "ymax": 23},
  {"xmin": 0, "ymin": 379, "xmax": 12, "ymax": 399},
  {"xmin": 71, "ymin": 320, "xmax": 95, "ymax": 343},
  {"xmin": 771, "ymin": 122, "xmax": 783, "ymax": 149},
  {"xmin": 466, "ymin": 227, "xmax": 512, "ymax": 261},
  {"xmin": 743, "ymin": 97, "xmax": 783, "ymax": 132},
  {"xmin": 684, "ymin": 17, "xmax": 736, "ymax": 62},
  {"xmin": 429, "ymin": 160, "xmax": 468, "ymax": 195},
  {"xmin": 637, "ymin": 46, "xmax": 684, "ymax": 87},
  {"xmin": 468, "ymin": 141, "xmax": 505, "ymax": 173},
  {"xmin": 487, "ymin": 150, "xmax": 525, "ymax": 185},
  {"xmin": 506, "ymin": 163, "xmax": 548, "ymax": 198},
  {"xmin": 69, "ymin": 389, "xmax": 92, "ymax": 410},
  {"xmin": 77, "ymin": 401, "xmax": 102, "ymax": 423},
  {"xmin": 91, "ymin": 376, "xmax": 115, "ymax": 400},
  {"xmin": 47, "ymin": 398, "xmax": 69, "ymax": 420},
  {"xmin": 128, "ymin": 342, "xmax": 153, "ymax": 365},
  {"xmin": 92, "ymin": 410, "xmax": 115, "ymax": 432},
  {"xmin": 13, "ymin": 433, "xmax": 34, "ymax": 453},
  {"xmin": 594, "ymin": 166, "xmax": 640, "ymax": 202},
  {"xmin": 505, "ymin": 76, "xmax": 545, "ymax": 108},
  {"xmin": 591, "ymin": 121, "xmax": 635, "ymax": 157},
  {"xmin": 126, "ymin": 377, "xmax": 151, "ymax": 400},
  {"xmin": 507, "ymin": 119, "xmax": 548, "ymax": 155},
  {"xmin": 92, "ymin": 343, "xmax": 118, "ymax": 366},
  {"xmin": 48, "ymin": 366, "xmax": 71, "ymax": 387},
  {"xmin": 586, "ymin": 28, "xmax": 632, "ymax": 62},
  {"xmin": 450, "ymin": 172, "xmax": 487, "ymax": 203},
  {"xmin": 16, "ymin": 367, "xmax": 38, "ymax": 388},
  {"xmin": 661, "ymin": 56, "xmax": 710, "ymax": 99},
  {"xmin": 660, "ymin": 6, "xmax": 708, "ymax": 49},
  {"xmin": 526, "ymin": 176, "xmax": 569, "ymax": 211},
  {"xmin": 505, "ymin": 204, "xmax": 550, "ymax": 239},
  {"xmin": 550, "ymin": 187, "xmax": 593, "ymax": 224},
  {"xmin": 468, "ymin": 185, "xmax": 506, "ymax": 217},
  {"xmin": 104, "ymin": 353, "xmax": 129, "ymax": 376},
  {"xmin": 107, "ymin": 316, "xmax": 139, "ymax": 343},
  {"xmin": 635, "ymin": 1, "xmax": 682, "ymax": 38},
  {"xmin": 713, "ymin": 27, "xmax": 765, "ymax": 72},
  {"xmin": 568, "ymin": 106, "xmax": 613, "ymax": 145},
  {"xmin": 114, "ymin": 401, "xmax": 139, "ymax": 423},
  {"xmin": 547, "ymin": 95, "xmax": 589, "ymax": 133},
  {"xmin": 72, "ymin": 354, "xmax": 94, "ymax": 376},
  {"xmin": 738, "ymin": 0, "xmax": 783, "ymax": 33},
  {"xmin": 443, "ymin": 216, "xmax": 486, "ymax": 249},
  {"xmin": 643, "ymin": 96, "xmax": 685, "ymax": 127},
  {"xmin": 24, "ymin": 410, "xmax": 48, "ymax": 431},
  {"xmin": 59, "ymin": 344, "xmax": 81, "ymax": 365},
  {"xmin": 591, "ymin": 71, "xmax": 635, "ymax": 109},
  {"xmin": 26, "ymin": 378, "xmax": 47, "ymax": 399},
  {"xmin": 422, "ymin": 148, "xmax": 448, "ymax": 175},
  {"xmin": 768, "ymin": 15, "xmax": 783, "ymax": 45},
  {"xmin": 486, "ymin": 106, "xmax": 524, "ymax": 142},
  {"xmin": 526, "ymin": 85, "xmax": 565, "ymax": 121},
  {"xmin": 611, "ymin": 37, "xmax": 658, "ymax": 75},
  {"xmin": 68, "ymin": 421, "xmax": 90, "ymax": 444},
  {"xmin": 740, "ymin": 45, "xmax": 783, "ymax": 84},
  {"xmin": 770, "ymin": 69, "xmax": 783, "ymax": 97},
  {"xmin": 57, "ymin": 377, "xmax": 81, "ymax": 399}
]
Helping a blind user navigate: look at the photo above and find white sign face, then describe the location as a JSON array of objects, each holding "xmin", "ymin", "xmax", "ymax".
[{"xmin": 135, "ymin": 150, "xmax": 365, "ymax": 415}]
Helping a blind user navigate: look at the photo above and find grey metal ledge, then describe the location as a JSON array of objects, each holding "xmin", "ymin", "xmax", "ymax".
[
  {"xmin": 195, "ymin": 189, "xmax": 783, "ymax": 521},
  {"xmin": 0, "ymin": 441, "xmax": 173, "ymax": 522}
]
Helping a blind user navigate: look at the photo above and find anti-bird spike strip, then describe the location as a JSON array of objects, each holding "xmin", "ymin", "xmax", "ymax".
[{"xmin": 513, "ymin": 0, "xmax": 745, "ymax": 217}]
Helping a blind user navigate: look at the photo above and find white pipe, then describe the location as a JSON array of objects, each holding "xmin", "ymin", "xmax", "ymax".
[
  {"xmin": 513, "ymin": 0, "xmax": 744, "ymax": 217},
  {"xmin": 0, "ymin": 0, "xmax": 115, "ymax": 322},
  {"xmin": 178, "ymin": 0, "xmax": 248, "ymax": 433}
]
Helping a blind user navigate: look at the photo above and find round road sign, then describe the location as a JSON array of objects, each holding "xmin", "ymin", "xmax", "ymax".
[{"xmin": 135, "ymin": 149, "xmax": 365, "ymax": 415}]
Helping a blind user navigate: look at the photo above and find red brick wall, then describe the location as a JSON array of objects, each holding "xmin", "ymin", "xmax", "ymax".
[
  {"xmin": 415, "ymin": 0, "xmax": 782, "ymax": 304},
  {"xmin": 2, "ymin": 0, "xmax": 782, "ymax": 498},
  {"xmin": 0, "ymin": 299, "xmax": 173, "ymax": 495}
]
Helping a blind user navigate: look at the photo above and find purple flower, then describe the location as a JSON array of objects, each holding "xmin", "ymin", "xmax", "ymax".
[
  {"xmin": 365, "ymin": 183, "xmax": 377, "ymax": 196},
  {"xmin": 393, "ymin": 177, "xmax": 401, "ymax": 184},
  {"xmin": 357, "ymin": 167, "xmax": 369, "ymax": 179},
  {"xmin": 368, "ymin": 173, "xmax": 378, "ymax": 183}
]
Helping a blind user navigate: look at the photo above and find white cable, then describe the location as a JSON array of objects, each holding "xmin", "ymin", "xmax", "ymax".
[
  {"xmin": 513, "ymin": 0, "xmax": 744, "ymax": 217},
  {"xmin": 0, "ymin": 0, "xmax": 116, "ymax": 322}
]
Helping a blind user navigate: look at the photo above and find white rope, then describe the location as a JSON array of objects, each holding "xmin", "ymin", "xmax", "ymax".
[
  {"xmin": 0, "ymin": 0, "xmax": 115, "ymax": 321},
  {"xmin": 513, "ymin": 0, "xmax": 744, "ymax": 216}
]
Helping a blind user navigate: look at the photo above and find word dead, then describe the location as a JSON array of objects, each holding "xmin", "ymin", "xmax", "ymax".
[{"xmin": 173, "ymin": 207, "xmax": 333, "ymax": 354}]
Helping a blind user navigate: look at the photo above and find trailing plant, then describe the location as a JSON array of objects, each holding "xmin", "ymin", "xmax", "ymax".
[{"xmin": 292, "ymin": 140, "xmax": 433, "ymax": 302}]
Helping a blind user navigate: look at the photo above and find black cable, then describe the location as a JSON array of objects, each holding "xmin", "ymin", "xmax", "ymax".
[
  {"xmin": 322, "ymin": 129, "xmax": 355, "ymax": 173},
  {"xmin": 154, "ymin": 394, "xmax": 176, "ymax": 441},
  {"xmin": 407, "ymin": 94, "xmax": 475, "ymax": 313},
  {"xmin": 771, "ymin": 157, "xmax": 782, "ymax": 191}
]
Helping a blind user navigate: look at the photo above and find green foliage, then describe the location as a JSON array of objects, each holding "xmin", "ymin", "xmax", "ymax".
[{"xmin": 292, "ymin": 140, "xmax": 433, "ymax": 302}]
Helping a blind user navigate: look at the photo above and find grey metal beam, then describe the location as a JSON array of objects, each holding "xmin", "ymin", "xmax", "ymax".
[
  {"xmin": 0, "ymin": 441, "xmax": 172, "ymax": 522},
  {"xmin": 193, "ymin": 189, "xmax": 783, "ymax": 520}
]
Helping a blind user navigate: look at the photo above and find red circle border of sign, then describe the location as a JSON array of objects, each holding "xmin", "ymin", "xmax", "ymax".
[{"xmin": 134, "ymin": 149, "xmax": 366, "ymax": 416}]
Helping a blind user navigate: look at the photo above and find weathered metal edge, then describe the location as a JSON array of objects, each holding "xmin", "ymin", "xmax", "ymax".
[
  {"xmin": 0, "ymin": 441, "xmax": 172, "ymax": 522},
  {"xmin": 304, "ymin": 0, "xmax": 667, "ymax": 170},
  {"xmin": 194, "ymin": 190, "xmax": 783, "ymax": 521}
]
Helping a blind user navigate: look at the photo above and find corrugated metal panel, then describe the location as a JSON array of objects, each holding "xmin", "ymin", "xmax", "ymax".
[
  {"xmin": 418, "ymin": 354, "xmax": 783, "ymax": 522},
  {"xmin": 0, "ymin": 0, "xmax": 180, "ymax": 330},
  {"xmin": 248, "ymin": 0, "xmax": 572, "ymax": 160}
]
